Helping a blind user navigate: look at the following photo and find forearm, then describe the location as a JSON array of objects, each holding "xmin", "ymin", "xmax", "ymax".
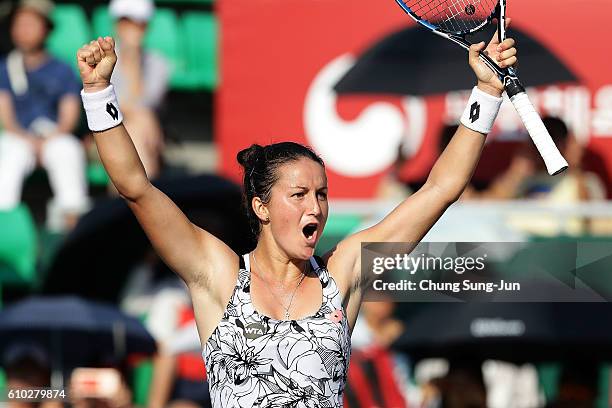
[
  {"xmin": 426, "ymin": 125, "xmax": 486, "ymax": 203},
  {"xmin": 0, "ymin": 91, "xmax": 28, "ymax": 136},
  {"xmin": 93, "ymin": 123, "xmax": 150, "ymax": 200},
  {"xmin": 427, "ymin": 83, "xmax": 503, "ymax": 202}
]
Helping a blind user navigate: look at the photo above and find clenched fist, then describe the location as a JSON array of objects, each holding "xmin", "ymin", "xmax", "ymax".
[{"xmin": 77, "ymin": 37, "xmax": 117, "ymax": 93}]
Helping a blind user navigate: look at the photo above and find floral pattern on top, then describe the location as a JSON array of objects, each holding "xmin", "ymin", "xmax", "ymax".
[{"xmin": 203, "ymin": 255, "xmax": 351, "ymax": 408}]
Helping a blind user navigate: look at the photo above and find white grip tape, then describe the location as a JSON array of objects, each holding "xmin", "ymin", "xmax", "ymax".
[
  {"xmin": 81, "ymin": 85, "xmax": 123, "ymax": 132},
  {"xmin": 460, "ymin": 87, "xmax": 503, "ymax": 135},
  {"xmin": 510, "ymin": 92, "xmax": 569, "ymax": 175}
]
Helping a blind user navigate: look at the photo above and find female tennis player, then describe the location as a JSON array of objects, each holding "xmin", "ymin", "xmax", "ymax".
[{"xmin": 77, "ymin": 27, "xmax": 517, "ymax": 407}]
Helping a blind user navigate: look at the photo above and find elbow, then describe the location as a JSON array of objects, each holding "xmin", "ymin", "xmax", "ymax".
[
  {"xmin": 115, "ymin": 177, "xmax": 151, "ymax": 202},
  {"xmin": 425, "ymin": 180, "xmax": 463, "ymax": 206}
]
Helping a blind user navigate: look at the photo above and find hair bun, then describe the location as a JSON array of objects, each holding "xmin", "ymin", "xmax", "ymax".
[{"xmin": 237, "ymin": 144, "xmax": 265, "ymax": 169}]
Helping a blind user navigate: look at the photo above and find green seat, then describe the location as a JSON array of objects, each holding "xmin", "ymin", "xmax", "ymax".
[
  {"xmin": 0, "ymin": 369, "xmax": 6, "ymax": 397},
  {"xmin": 316, "ymin": 214, "xmax": 362, "ymax": 254},
  {"xmin": 144, "ymin": 8, "xmax": 182, "ymax": 81},
  {"xmin": 47, "ymin": 4, "xmax": 91, "ymax": 70},
  {"xmin": 172, "ymin": 11, "xmax": 218, "ymax": 90},
  {"xmin": 92, "ymin": 6, "xmax": 113, "ymax": 39},
  {"xmin": 87, "ymin": 161, "xmax": 110, "ymax": 187},
  {"xmin": 0, "ymin": 205, "xmax": 38, "ymax": 286},
  {"xmin": 132, "ymin": 359, "xmax": 154, "ymax": 406}
]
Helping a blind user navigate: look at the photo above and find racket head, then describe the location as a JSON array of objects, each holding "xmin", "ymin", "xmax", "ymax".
[{"xmin": 396, "ymin": 0, "xmax": 499, "ymax": 36}]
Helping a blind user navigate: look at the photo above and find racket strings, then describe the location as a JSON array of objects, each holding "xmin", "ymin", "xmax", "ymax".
[{"xmin": 402, "ymin": 0, "xmax": 497, "ymax": 33}]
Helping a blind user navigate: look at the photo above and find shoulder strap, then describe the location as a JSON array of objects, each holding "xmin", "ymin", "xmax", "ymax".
[{"xmin": 310, "ymin": 255, "xmax": 326, "ymax": 271}]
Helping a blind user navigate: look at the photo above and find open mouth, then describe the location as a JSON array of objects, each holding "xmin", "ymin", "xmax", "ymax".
[{"xmin": 302, "ymin": 223, "xmax": 318, "ymax": 240}]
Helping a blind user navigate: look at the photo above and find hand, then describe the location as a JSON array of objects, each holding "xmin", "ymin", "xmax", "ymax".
[
  {"xmin": 77, "ymin": 37, "xmax": 118, "ymax": 93},
  {"xmin": 469, "ymin": 19, "xmax": 518, "ymax": 97}
]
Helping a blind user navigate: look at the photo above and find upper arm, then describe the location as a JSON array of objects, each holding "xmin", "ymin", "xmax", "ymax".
[
  {"xmin": 127, "ymin": 183, "xmax": 238, "ymax": 291},
  {"xmin": 326, "ymin": 183, "xmax": 452, "ymax": 289}
]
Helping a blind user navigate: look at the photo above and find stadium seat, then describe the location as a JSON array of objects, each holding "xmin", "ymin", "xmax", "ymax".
[
  {"xmin": 144, "ymin": 8, "xmax": 182, "ymax": 82},
  {"xmin": 172, "ymin": 11, "xmax": 218, "ymax": 90},
  {"xmin": 47, "ymin": 4, "xmax": 91, "ymax": 70},
  {"xmin": 0, "ymin": 369, "xmax": 5, "ymax": 397},
  {"xmin": 317, "ymin": 214, "xmax": 362, "ymax": 254},
  {"xmin": 87, "ymin": 161, "xmax": 110, "ymax": 187},
  {"xmin": 92, "ymin": 6, "xmax": 114, "ymax": 39},
  {"xmin": 0, "ymin": 205, "xmax": 38, "ymax": 286},
  {"xmin": 132, "ymin": 360, "xmax": 154, "ymax": 406}
]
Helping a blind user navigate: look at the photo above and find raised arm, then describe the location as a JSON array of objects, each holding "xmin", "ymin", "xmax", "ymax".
[
  {"xmin": 76, "ymin": 38, "xmax": 237, "ymax": 289},
  {"xmin": 326, "ymin": 32, "xmax": 518, "ymax": 320}
]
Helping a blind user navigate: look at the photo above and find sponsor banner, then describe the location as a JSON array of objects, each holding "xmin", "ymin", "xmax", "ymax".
[
  {"xmin": 361, "ymin": 242, "xmax": 612, "ymax": 302},
  {"xmin": 219, "ymin": 0, "xmax": 612, "ymax": 198}
]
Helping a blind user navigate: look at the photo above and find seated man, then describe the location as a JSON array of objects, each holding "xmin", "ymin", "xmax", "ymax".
[{"xmin": 0, "ymin": 0, "xmax": 88, "ymax": 231}]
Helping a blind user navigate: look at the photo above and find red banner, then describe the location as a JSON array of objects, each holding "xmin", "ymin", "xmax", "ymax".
[{"xmin": 217, "ymin": 0, "xmax": 612, "ymax": 198}]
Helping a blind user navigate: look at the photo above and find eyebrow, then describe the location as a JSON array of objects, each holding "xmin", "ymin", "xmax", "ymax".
[{"xmin": 290, "ymin": 185, "xmax": 328, "ymax": 190}]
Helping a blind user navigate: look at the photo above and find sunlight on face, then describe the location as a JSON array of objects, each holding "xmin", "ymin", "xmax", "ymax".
[{"xmin": 265, "ymin": 157, "xmax": 328, "ymax": 259}]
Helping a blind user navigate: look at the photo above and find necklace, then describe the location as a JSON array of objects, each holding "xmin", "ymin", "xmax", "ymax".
[{"xmin": 251, "ymin": 252, "xmax": 307, "ymax": 320}]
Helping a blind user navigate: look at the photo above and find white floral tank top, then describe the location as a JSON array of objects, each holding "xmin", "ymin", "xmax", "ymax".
[{"xmin": 203, "ymin": 254, "xmax": 351, "ymax": 408}]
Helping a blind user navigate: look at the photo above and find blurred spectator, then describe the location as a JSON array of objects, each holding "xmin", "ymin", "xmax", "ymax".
[
  {"xmin": 494, "ymin": 117, "xmax": 607, "ymax": 235},
  {"xmin": 0, "ymin": 0, "xmax": 88, "ymax": 231},
  {"xmin": 69, "ymin": 367, "xmax": 133, "ymax": 408},
  {"xmin": 345, "ymin": 301, "xmax": 414, "ymax": 407},
  {"xmin": 1, "ymin": 342, "xmax": 60, "ymax": 408},
  {"xmin": 108, "ymin": 0, "xmax": 169, "ymax": 179},
  {"xmin": 481, "ymin": 117, "xmax": 605, "ymax": 203}
]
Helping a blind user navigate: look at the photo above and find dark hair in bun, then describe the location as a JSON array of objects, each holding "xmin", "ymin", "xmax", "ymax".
[{"xmin": 237, "ymin": 142, "xmax": 324, "ymax": 240}]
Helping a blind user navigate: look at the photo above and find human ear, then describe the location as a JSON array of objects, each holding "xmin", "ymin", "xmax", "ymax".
[{"xmin": 252, "ymin": 197, "xmax": 270, "ymax": 222}]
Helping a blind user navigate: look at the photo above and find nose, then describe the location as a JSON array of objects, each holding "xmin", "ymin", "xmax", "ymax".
[{"xmin": 308, "ymin": 193, "xmax": 322, "ymax": 217}]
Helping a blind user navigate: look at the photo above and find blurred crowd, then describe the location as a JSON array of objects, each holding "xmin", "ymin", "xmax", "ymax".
[{"xmin": 0, "ymin": 0, "xmax": 611, "ymax": 408}]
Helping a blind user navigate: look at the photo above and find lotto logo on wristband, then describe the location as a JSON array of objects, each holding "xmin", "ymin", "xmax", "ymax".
[
  {"xmin": 106, "ymin": 103, "xmax": 119, "ymax": 120},
  {"xmin": 81, "ymin": 85, "xmax": 123, "ymax": 132},
  {"xmin": 460, "ymin": 87, "xmax": 503, "ymax": 134},
  {"xmin": 469, "ymin": 101, "xmax": 481, "ymax": 123}
]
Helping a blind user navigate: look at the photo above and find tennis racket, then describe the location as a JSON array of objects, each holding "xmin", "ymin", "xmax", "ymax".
[{"xmin": 395, "ymin": 0, "xmax": 568, "ymax": 175}]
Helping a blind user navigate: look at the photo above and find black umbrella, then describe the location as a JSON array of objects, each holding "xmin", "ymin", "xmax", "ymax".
[
  {"xmin": 334, "ymin": 26, "xmax": 578, "ymax": 96},
  {"xmin": 0, "ymin": 295, "xmax": 156, "ymax": 386},
  {"xmin": 42, "ymin": 174, "xmax": 251, "ymax": 302},
  {"xmin": 393, "ymin": 302, "xmax": 612, "ymax": 363}
]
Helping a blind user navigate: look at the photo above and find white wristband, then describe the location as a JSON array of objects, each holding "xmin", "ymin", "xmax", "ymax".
[
  {"xmin": 81, "ymin": 85, "xmax": 123, "ymax": 132},
  {"xmin": 460, "ymin": 86, "xmax": 503, "ymax": 135}
]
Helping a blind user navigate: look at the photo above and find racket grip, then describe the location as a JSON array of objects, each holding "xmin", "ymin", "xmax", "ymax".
[{"xmin": 509, "ymin": 92, "xmax": 569, "ymax": 175}]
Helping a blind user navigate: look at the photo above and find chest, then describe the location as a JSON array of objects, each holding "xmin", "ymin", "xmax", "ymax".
[{"xmin": 249, "ymin": 274, "xmax": 324, "ymax": 321}]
